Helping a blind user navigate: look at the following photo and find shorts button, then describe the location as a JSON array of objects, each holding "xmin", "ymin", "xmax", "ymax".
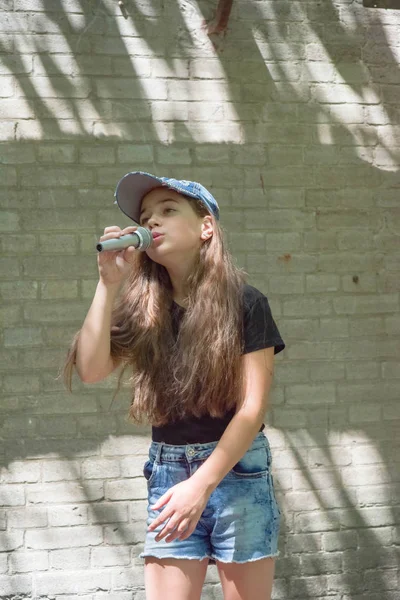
[{"xmin": 187, "ymin": 448, "xmax": 195, "ymax": 456}]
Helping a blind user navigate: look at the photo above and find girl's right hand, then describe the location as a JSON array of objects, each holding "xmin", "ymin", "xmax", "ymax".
[{"xmin": 97, "ymin": 225, "xmax": 140, "ymax": 286}]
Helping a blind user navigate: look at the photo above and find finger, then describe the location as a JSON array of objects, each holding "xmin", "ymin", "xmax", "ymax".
[
  {"xmin": 179, "ymin": 521, "xmax": 196, "ymax": 541},
  {"xmin": 103, "ymin": 226, "xmax": 121, "ymax": 234},
  {"xmin": 165, "ymin": 519, "xmax": 192, "ymax": 543},
  {"xmin": 156, "ymin": 516, "xmax": 180, "ymax": 541},
  {"xmin": 99, "ymin": 231, "xmax": 124, "ymax": 242},
  {"xmin": 122, "ymin": 246, "xmax": 137, "ymax": 260},
  {"xmin": 177, "ymin": 518, "xmax": 190, "ymax": 535},
  {"xmin": 120, "ymin": 225, "xmax": 138, "ymax": 235},
  {"xmin": 150, "ymin": 491, "xmax": 172, "ymax": 512},
  {"xmin": 166, "ymin": 519, "xmax": 190, "ymax": 543},
  {"xmin": 179, "ymin": 526, "xmax": 195, "ymax": 541},
  {"xmin": 148, "ymin": 505, "xmax": 172, "ymax": 532}
]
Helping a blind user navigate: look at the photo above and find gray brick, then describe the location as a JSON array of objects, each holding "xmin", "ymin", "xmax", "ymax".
[
  {"xmin": 323, "ymin": 531, "xmax": 357, "ymax": 552},
  {"xmin": 79, "ymin": 415, "xmax": 118, "ymax": 436},
  {"xmin": 306, "ymin": 274, "xmax": 340, "ymax": 293},
  {"xmin": 104, "ymin": 521, "xmax": 144, "ymax": 545},
  {"xmin": 40, "ymin": 280, "xmax": 79, "ymax": 299},
  {"xmin": 37, "ymin": 189, "xmax": 78, "ymax": 208},
  {"xmin": 4, "ymin": 326, "xmax": 43, "ymax": 347},
  {"xmin": 105, "ymin": 479, "xmax": 147, "ymax": 501},
  {"xmin": 39, "ymin": 416, "xmax": 77, "ymax": 437},
  {"xmin": 23, "ymin": 301, "xmax": 89, "ymax": 321},
  {"xmin": 0, "ymin": 142, "xmax": 35, "ymax": 163},
  {"xmin": 20, "ymin": 167, "xmax": 94, "ymax": 188},
  {"xmin": 0, "ymin": 122, "xmax": 15, "ymax": 141},
  {"xmin": 342, "ymin": 273, "xmax": 377, "ymax": 293},
  {"xmin": 48, "ymin": 505, "xmax": 88, "ymax": 527},
  {"xmin": 0, "ymin": 3, "xmax": 398, "ymax": 595},
  {"xmin": 8, "ymin": 507, "xmax": 47, "ymax": 528},
  {"xmin": 117, "ymin": 144, "xmax": 154, "ymax": 164},
  {"xmin": 0, "ymin": 574, "xmax": 31, "ymax": 596},
  {"xmin": 268, "ymin": 274, "xmax": 304, "ymax": 294},
  {"xmin": 248, "ymin": 253, "xmax": 318, "ymax": 274},
  {"xmin": 156, "ymin": 146, "xmax": 191, "ymax": 165},
  {"xmin": 80, "ymin": 146, "xmax": 116, "ymax": 165},
  {"xmin": 23, "ymin": 256, "xmax": 97, "ymax": 278},
  {"xmin": 82, "ymin": 459, "xmax": 120, "ymax": 480},
  {"xmin": 301, "ymin": 552, "xmax": 342, "ymax": 575},
  {"xmin": 195, "ymin": 145, "xmax": 230, "ymax": 164},
  {"xmin": 50, "ymin": 548, "xmax": 90, "ymax": 569},
  {"xmin": 9, "ymin": 551, "xmax": 48, "ymax": 573},
  {"xmin": 0, "ymin": 257, "xmax": 20, "ymax": 277},
  {"xmin": 286, "ymin": 383, "xmax": 336, "ymax": 405},
  {"xmin": 303, "ymin": 231, "xmax": 338, "ymax": 251},
  {"xmin": 88, "ymin": 502, "xmax": 129, "ymax": 524},
  {"xmin": 21, "ymin": 209, "xmax": 96, "ymax": 231},
  {"xmin": 334, "ymin": 293, "xmax": 398, "ymax": 315},
  {"xmin": 154, "ymin": 101, "xmax": 190, "ymax": 121},
  {"xmin": 0, "ymin": 280, "xmax": 38, "ymax": 300},
  {"xmin": 309, "ymin": 362, "xmax": 345, "ymax": 382},
  {"xmin": 36, "ymin": 570, "xmax": 111, "ymax": 595},
  {"xmin": 91, "ymin": 546, "xmax": 130, "ymax": 567},
  {"xmin": 27, "ymin": 483, "xmax": 104, "ymax": 504},
  {"xmin": 1, "ymin": 415, "xmax": 37, "ymax": 439},
  {"xmin": 349, "ymin": 316, "xmax": 385, "ymax": 336},
  {"xmin": 0, "ymin": 485, "xmax": 25, "ymax": 507},
  {"xmin": 228, "ymin": 232, "xmax": 264, "ymax": 251},
  {"xmin": 42, "ymin": 459, "xmax": 82, "ymax": 482},
  {"xmin": 3, "ymin": 372, "xmax": 41, "ymax": 393},
  {"xmin": 37, "ymin": 144, "xmax": 76, "ymax": 163},
  {"xmin": 96, "ymin": 78, "xmax": 166, "ymax": 99}
]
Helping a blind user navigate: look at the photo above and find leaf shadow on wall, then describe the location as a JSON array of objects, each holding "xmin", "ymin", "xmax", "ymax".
[{"xmin": 0, "ymin": 0, "xmax": 400, "ymax": 598}]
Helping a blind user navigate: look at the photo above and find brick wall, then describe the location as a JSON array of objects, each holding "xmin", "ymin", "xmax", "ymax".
[{"xmin": 1, "ymin": 1, "xmax": 399, "ymax": 598}]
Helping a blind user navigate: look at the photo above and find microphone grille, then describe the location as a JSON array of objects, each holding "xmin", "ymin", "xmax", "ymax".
[{"xmin": 138, "ymin": 227, "xmax": 153, "ymax": 250}]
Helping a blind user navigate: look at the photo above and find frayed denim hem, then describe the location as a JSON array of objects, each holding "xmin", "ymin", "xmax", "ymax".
[
  {"xmin": 139, "ymin": 550, "xmax": 280, "ymax": 563},
  {"xmin": 140, "ymin": 553, "xmax": 212, "ymax": 562},
  {"xmin": 210, "ymin": 551, "xmax": 280, "ymax": 564}
]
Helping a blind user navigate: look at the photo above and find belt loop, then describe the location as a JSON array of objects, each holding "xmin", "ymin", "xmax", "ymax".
[{"xmin": 156, "ymin": 442, "xmax": 164, "ymax": 463}]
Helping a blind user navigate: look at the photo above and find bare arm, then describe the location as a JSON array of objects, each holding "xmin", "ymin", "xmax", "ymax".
[
  {"xmin": 190, "ymin": 346, "xmax": 275, "ymax": 492},
  {"xmin": 75, "ymin": 279, "xmax": 121, "ymax": 383},
  {"xmin": 75, "ymin": 224, "xmax": 139, "ymax": 383},
  {"xmin": 146, "ymin": 346, "xmax": 276, "ymax": 542}
]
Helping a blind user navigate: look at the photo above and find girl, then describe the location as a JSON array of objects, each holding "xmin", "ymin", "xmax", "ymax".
[{"xmin": 63, "ymin": 171, "xmax": 285, "ymax": 600}]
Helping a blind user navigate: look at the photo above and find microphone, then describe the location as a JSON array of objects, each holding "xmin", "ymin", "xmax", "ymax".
[{"xmin": 96, "ymin": 227, "xmax": 153, "ymax": 252}]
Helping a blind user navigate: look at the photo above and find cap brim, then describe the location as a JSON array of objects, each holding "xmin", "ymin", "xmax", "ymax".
[{"xmin": 115, "ymin": 172, "xmax": 164, "ymax": 223}]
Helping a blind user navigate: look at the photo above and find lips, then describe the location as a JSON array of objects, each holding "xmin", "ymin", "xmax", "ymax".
[{"xmin": 152, "ymin": 232, "xmax": 163, "ymax": 239}]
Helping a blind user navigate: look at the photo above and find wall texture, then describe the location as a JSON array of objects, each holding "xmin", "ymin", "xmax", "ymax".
[{"xmin": 1, "ymin": 1, "xmax": 400, "ymax": 598}]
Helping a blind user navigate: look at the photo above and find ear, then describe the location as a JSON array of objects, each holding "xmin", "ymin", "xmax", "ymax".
[{"xmin": 200, "ymin": 216, "xmax": 214, "ymax": 241}]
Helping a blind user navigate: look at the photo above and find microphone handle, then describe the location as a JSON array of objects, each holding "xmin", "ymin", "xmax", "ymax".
[{"xmin": 96, "ymin": 228, "xmax": 152, "ymax": 252}]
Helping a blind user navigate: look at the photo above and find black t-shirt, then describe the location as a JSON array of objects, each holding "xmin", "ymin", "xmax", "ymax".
[{"xmin": 152, "ymin": 284, "xmax": 285, "ymax": 445}]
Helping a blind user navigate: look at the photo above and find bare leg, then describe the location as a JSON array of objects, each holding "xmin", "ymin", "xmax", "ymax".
[
  {"xmin": 216, "ymin": 557, "xmax": 276, "ymax": 600},
  {"xmin": 144, "ymin": 557, "xmax": 209, "ymax": 600}
]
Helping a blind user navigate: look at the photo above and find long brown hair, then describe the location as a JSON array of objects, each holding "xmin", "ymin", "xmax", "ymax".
[{"xmin": 63, "ymin": 199, "xmax": 247, "ymax": 426}]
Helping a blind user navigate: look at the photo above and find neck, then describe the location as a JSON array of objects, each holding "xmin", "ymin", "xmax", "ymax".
[{"xmin": 165, "ymin": 254, "xmax": 198, "ymax": 305}]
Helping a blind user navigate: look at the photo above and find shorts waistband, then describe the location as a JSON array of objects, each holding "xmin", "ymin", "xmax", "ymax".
[{"xmin": 148, "ymin": 431, "xmax": 270, "ymax": 463}]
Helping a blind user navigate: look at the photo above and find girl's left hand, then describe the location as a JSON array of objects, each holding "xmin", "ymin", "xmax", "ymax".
[{"xmin": 148, "ymin": 478, "xmax": 211, "ymax": 543}]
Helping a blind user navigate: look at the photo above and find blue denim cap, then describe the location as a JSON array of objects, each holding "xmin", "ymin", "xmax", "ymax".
[{"xmin": 114, "ymin": 171, "xmax": 220, "ymax": 224}]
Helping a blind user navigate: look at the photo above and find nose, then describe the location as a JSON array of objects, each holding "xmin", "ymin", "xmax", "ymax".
[{"xmin": 147, "ymin": 213, "xmax": 161, "ymax": 228}]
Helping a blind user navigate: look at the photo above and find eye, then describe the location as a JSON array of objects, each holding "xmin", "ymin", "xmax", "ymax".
[{"xmin": 140, "ymin": 207, "xmax": 176, "ymax": 225}]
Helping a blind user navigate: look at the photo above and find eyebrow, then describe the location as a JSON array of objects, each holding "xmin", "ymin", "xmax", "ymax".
[{"xmin": 140, "ymin": 198, "xmax": 179, "ymax": 218}]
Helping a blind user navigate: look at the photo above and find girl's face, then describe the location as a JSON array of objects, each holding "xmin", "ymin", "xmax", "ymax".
[{"xmin": 139, "ymin": 187, "xmax": 213, "ymax": 263}]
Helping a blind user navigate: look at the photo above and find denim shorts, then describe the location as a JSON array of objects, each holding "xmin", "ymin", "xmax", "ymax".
[{"xmin": 139, "ymin": 431, "xmax": 281, "ymax": 564}]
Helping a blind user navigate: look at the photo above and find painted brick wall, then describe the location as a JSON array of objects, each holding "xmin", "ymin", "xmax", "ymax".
[{"xmin": 1, "ymin": 1, "xmax": 399, "ymax": 598}]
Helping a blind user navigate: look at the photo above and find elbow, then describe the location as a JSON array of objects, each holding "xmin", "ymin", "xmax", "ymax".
[
  {"xmin": 75, "ymin": 364, "xmax": 101, "ymax": 384},
  {"xmin": 234, "ymin": 405, "xmax": 266, "ymax": 429},
  {"xmin": 79, "ymin": 371, "xmax": 105, "ymax": 384}
]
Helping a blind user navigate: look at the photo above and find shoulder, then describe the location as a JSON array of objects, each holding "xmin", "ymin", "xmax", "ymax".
[{"xmin": 241, "ymin": 284, "xmax": 269, "ymax": 310}]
